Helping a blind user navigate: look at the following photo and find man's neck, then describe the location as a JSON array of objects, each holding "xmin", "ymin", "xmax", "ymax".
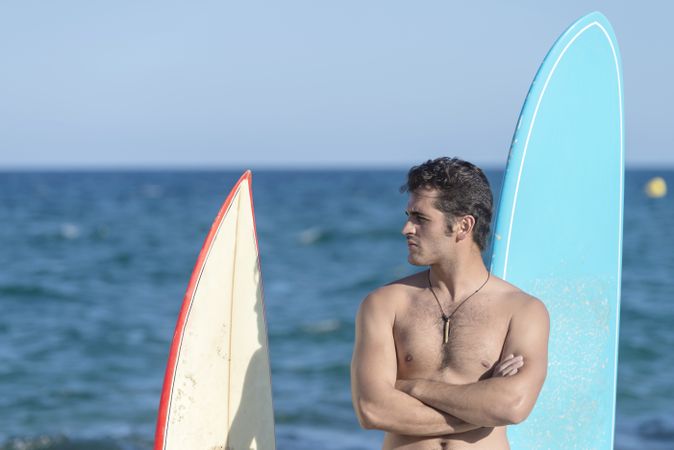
[{"xmin": 429, "ymin": 251, "xmax": 489, "ymax": 302}]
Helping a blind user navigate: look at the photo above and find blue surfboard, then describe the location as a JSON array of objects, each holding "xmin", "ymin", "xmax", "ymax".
[{"xmin": 489, "ymin": 12, "xmax": 624, "ymax": 449}]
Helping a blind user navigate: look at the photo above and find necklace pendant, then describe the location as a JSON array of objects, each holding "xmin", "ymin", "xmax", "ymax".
[{"xmin": 443, "ymin": 318, "xmax": 450, "ymax": 344}]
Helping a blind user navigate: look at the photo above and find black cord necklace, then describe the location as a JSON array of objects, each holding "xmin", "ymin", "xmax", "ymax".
[{"xmin": 427, "ymin": 269, "xmax": 491, "ymax": 344}]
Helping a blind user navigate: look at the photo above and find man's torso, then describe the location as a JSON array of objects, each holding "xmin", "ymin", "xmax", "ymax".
[{"xmin": 384, "ymin": 272, "xmax": 523, "ymax": 450}]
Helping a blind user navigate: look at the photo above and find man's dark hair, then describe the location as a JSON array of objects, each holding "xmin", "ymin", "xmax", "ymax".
[{"xmin": 401, "ymin": 157, "xmax": 493, "ymax": 251}]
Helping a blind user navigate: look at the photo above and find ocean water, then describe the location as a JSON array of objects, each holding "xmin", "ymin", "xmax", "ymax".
[{"xmin": 1, "ymin": 169, "xmax": 672, "ymax": 450}]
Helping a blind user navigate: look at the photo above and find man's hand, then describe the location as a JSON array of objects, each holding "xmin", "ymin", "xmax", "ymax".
[{"xmin": 491, "ymin": 354, "xmax": 524, "ymax": 378}]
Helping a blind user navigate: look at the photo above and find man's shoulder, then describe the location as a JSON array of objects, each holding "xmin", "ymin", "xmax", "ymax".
[
  {"xmin": 359, "ymin": 270, "xmax": 426, "ymax": 310},
  {"xmin": 491, "ymin": 276, "xmax": 549, "ymax": 318}
]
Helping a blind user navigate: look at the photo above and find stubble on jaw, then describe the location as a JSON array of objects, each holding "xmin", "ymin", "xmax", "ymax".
[{"xmin": 406, "ymin": 245, "xmax": 426, "ymax": 266}]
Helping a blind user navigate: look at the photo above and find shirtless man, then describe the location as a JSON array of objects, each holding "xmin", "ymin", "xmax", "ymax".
[{"xmin": 351, "ymin": 157, "xmax": 549, "ymax": 449}]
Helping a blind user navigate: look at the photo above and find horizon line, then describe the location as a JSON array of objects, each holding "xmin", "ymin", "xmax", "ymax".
[{"xmin": 1, "ymin": 162, "xmax": 673, "ymax": 172}]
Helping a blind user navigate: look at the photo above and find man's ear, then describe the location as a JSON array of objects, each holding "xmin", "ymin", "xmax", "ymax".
[{"xmin": 456, "ymin": 215, "xmax": 476, "ymax": 241}]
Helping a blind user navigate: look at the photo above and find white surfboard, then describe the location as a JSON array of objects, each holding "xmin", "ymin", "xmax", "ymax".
[{"xmin": 154, "ymin": 171, "xmax": 276, "ymax": 450}]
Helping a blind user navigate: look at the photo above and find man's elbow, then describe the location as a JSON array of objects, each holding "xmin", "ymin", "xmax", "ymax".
[
  {"xmin": 493, "ymin": 374, "xmax": 544, "ymax": 425},
  {"xmin": 506, "ymin": 397, "xmax": 532, "ymax": 425},
  {"xmin": 354, "ymin": 398, "xmax": 381, "ymax": 430},
  {"xmin": 499, "ymin": 393, "xmax": 534, "ymax": 425}
]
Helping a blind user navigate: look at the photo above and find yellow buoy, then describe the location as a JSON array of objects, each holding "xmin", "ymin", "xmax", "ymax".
[{"xmin": 645, "ymin": 176, "xmax": 667, "ymax": 198}]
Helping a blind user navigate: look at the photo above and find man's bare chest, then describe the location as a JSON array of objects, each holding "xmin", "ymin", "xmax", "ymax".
[{"xmin": 393, "ymin": 295, "xmax": 511, "ymax": 381}]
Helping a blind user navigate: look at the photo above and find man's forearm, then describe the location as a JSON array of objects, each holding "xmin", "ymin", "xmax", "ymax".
[
  {"xmin": 404, "ymin": 378, "xmax": 521, "ymax": 427},
  {"xmin": 357, "ymin": 389, "xmax": 483, "ymax": 436}
]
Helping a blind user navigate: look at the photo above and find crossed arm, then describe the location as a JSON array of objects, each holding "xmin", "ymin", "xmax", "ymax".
[
  {"xmin": 350, "ymin": 290, "xmax": 479, "ymax": 436},
  {"xmin": 396, "ymin": 297, "xmax": 549, "ymax": 427},
  {"xmin": 351, "ymin": 289, "xmax": 549, "ymax": 435}
]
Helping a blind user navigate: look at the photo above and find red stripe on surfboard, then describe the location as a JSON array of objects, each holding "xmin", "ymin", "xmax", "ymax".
[{"xmin": 153, "ymin": 170, "xmax": 255, "ymax": 450}]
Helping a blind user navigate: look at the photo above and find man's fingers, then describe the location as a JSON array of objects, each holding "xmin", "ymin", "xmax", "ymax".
[
  {"xmin": 499, "ymin": 354, "xmax": 519, "ymax": 366},
  {"xmin": 498, "ymin": 355, "xmax": 524, "ymax": 372},
  {"xmin": 489, "ymin": 354, "xmax": 524, "ymax": 377},
  {"xmin": 493, "ymin": 355, "xmax": 524, "ymax": 377}
]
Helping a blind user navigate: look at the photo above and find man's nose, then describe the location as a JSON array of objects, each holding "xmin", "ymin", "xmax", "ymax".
[{"xmin": 401, "ymin": 220, "xmax": 414, "ymax": 236}]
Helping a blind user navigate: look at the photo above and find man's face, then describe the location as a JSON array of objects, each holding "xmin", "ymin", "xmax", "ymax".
[{"xmin": 401, "ymin": 188, "xmax": 455, "ymax": 266}]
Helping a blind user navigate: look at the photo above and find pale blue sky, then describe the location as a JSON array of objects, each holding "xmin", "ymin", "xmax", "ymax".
[{"xmin": 1, "ymin": 1, "xmax": 672, "ymax": 169}]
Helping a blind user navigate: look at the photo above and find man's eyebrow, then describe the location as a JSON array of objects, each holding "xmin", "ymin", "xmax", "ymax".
[{"xmin": 405, "ymin": 210, "xmax": 428, "ymax": 217}]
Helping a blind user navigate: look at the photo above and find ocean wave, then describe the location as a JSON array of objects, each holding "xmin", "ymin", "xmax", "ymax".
[
  {"xmin": 269, "ymin": 319, "xmax": 346, "ymax": 341},
  {"xmin": 297, "ymin": 227, "xmax": 329, "ymax": 245},
  {"xmin": 276, "ymin": 423, "xmax": 380, "ymax": 450},
  {"xmin": 296, "ymin": 226, "xmax": 400, "ymax": 246},
  {"xmin": 278, "ymin": 361, "xmax": 350, "ymax": 377},
  {"xmin": 0, "ymin": 434, "xmax": 149, "ymax": 450},
  {"xmin": 300, "ymin": 319, "xmax": 341, "ymax": 334},
  {"xmin": 140, "ymin": 184, "xmax": 163, "ymax": 199},
  {"xmin": 639, "ymin": 417, "xmax": 674, "ymax": 442},
  {"xmin": 59, "ymin": 223, "xmax": 80, "ymax": 240},
  {"xmin": 26, "ymin": 224, "xmax": 83, "ymax": 243},
  {"xmin": 0, "ymin": 428, "xmax": 374, "ymax": 450},
  {"xmin": 326, "ymin": 274, "xmax": 385, "ymax": 295},
  {"xmin": 0, "ymin": 283, "xmax": 71, "ymax": 301}
]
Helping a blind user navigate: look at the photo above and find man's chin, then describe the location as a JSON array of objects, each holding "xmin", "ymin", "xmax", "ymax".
[{"xmin": 407, "ymin": 254, "xmax": 426, "ymax": 266}]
